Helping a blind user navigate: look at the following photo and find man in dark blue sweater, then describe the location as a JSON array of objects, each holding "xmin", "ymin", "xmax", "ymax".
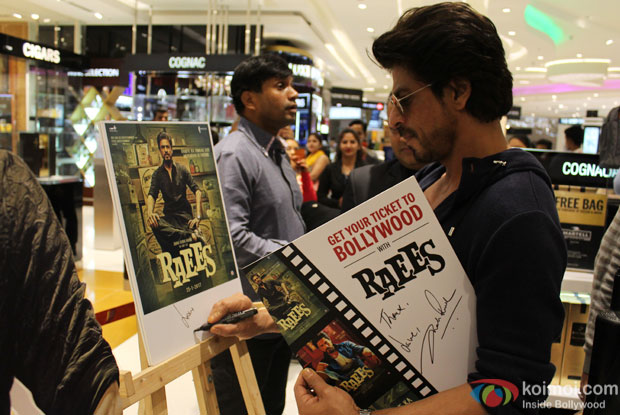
[
  {"xmin": 208, "ymin": 3, "xmax": 567, "ymax": 415},
  {"xmin": 294, "ymin": 3, "xmax": 567, "ymax": 414}
]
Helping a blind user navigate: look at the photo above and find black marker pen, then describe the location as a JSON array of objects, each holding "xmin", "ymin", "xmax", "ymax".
[{"xmin": 193, "ymin": 307, "xmax": 258, "ymax": 332}]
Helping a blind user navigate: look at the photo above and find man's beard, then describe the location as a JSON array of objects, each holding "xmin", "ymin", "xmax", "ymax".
[{"xmin": 163, "ymin": 157, "xmax": 172, "ymax": 167}]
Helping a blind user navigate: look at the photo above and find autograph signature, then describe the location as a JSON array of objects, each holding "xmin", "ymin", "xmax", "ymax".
[
  {"xmin": 383, "ymin": 289, "xmax": 462, "ymax": 373},
  {"xmin": 379, "ymin": 303, "xmax": 409, "ymax": 329},
  {"xmin": 419, "ymin": 289, "xmax": 461, "ymax": 372},
  {"xmin": 173, "ymin": 304, "xmax": 195, "ymax": 328}
]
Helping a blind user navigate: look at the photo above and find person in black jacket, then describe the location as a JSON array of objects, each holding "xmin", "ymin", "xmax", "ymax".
[
  {"xmin": 0, "ymin": 151, "xmax": 120, "ymax": 415},
  {"xmin": 206, "ymin": 3, "xmax": 567, "ymax": 415},
  {"xmin": 295, "ymin": 3, "xmax": 567, "ymax": 414}
]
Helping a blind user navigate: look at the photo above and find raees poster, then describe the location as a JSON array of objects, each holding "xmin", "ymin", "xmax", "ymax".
[
  {"xmin": 99, "ymin": 122, "xmax": 241, "ymax": 364},
  {"xmin": 244, "ymin": 176, "xmax": 477, "ymax": 408}
]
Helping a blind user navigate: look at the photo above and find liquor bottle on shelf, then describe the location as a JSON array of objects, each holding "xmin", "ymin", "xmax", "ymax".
[{"xmin": 584, "ymin": 270, "xmax": 620, "ymax": 414}]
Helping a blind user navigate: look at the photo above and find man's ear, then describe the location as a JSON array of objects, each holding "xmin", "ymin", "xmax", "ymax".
[
  {"xmin": 447, "ymin": 78, "xmax": 471, "ymax": 111},
  {"xmin": 241, "ymin": 90, "xmax": 257, "ymax": 112}
]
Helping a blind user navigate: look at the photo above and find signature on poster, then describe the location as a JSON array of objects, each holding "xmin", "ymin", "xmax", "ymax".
[{"xmin": 383, "ymin": 289, "xmax": 462, "ymax": 372}]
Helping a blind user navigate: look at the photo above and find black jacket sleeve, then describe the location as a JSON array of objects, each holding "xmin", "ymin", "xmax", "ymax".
[
  {"xmin": 317, "ymin": 164, "xmax": 340, "ymax": 208},
  {"xmin": 0, "ymin": 151, "xmax": 119, "ymax": 415}
]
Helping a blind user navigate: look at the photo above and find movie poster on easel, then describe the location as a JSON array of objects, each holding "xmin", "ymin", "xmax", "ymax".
[
  {"xmin": 243, "ymin": 176, "xmax": 477, "ymax": 409},
  {"xmin": 98, "ymin": 121, "xmax": 241, "ymax": 365}
]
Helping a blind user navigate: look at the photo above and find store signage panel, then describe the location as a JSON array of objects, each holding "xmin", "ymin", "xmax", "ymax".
[
  {"xmin": 526, "ymin": 150, "xmax": 618, "ymax": 188},
  {"xmin": 555, "ymin": 190, "xmax": 607, "ymax": 270},
  {"xmin": 0, "ymin": 34, "xmax": 84, "ymax": 69},
  {"xmin": 124, "ymin": 54, "xmax": 250, "ymax": 72},
  {"xmin": 507, "ymin": 106, "xmax": 521, "ymax": 120},
  {"xmin": 168, "ymin": 56, "xmax": 206, "ymax": 69},
  {"xmin": 331, "ymin": 87, "xmax": 363, "ymax": 108}
]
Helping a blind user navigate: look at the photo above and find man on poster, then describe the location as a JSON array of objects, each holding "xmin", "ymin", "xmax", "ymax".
[
  {"xmin": 312, "ymin": 331, "xmax": 377, "ymax": 385},
  {"xmin": 147, "ymin": 131, "xmax": 204, "ymax": 254},
  {"xmin": 250, "ymin": 273, "xmax": 300, "ymax": 320},
  {"xmin": 207, "ymin": 3, "xmax": 566, "ymax": 414}
]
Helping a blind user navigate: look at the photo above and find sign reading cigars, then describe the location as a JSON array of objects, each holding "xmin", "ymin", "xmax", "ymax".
[
  {"xmin": 98, "ymin": 121, "xmax": 242, "ymax": 365},
  {"xmin": 243, "ymin": 176, "xmax": 477, "ymax": 409}
]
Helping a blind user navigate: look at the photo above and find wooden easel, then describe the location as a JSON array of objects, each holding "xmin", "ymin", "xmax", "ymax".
[{"xmin": 118, "ymin": 332, "xmax": 265, "ymax": 415}]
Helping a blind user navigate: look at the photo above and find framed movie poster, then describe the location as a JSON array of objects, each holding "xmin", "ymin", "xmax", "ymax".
[{"xmin": 99, "ymin": 121, "xmax": 241, "ymax": 364}]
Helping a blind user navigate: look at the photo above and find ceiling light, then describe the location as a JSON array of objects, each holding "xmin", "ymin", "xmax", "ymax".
[
  {"xmin": 576, "ymin": 53, "xmax": 583, "ymax": 58},
  {"xmin": 524, "ymin": 5, "xmax": 565, "ymax": 45},
  {"xmin": 516, "ymin": 66, "xmax": 521, "ymax": 71},
  {"xmin": 525, "ymin": 67, "xmax": 547, "ymax": 73},
  {"xmin": 358, "ymin": 3, "xmax": 367, "ymax": 9},
  {"xmin": 383, "ymin": 85, "xmax": 388, "ymax": 89},
  {"xmin": 385, "ymin": 74, "xmax": 391, "ymax": 78},
  {"xmin": 559, "ymin": 104, "xmax": 564, "ymax": 109},
  {"xmin": 552, "ymin": 95, "xmax": 557, "ymax": 101},
  {"xmin": 366, "ymin": 27, "xmax": 374, "ymax": 33},
  {"xmin": 31, "ymin": 13, "xmax": 39, "ymax": 20},
  {"xmin": 520, "ymin": 97, "xmax": 526, "ymax": 101},
  {"xmin": 587, "ymin": 97, "xmax": 592, "ymax": 100},
  {"xmin": 508, "ymin": 31, "xmax": 516, "ymax": 36},
  {"xmin": 545, "ymin": 58, "xmax": 610, "ymax": 87},
  {"xmin": 537, "ymin": 56, "xmax": 544, "ymax": 60},
  {"xmin": 519, "ymin": 80, "xmax": 530, "ymax": 85},
  {"xmin": 594, "ymin": 93, "xmax": 599, "ymax": 97},
  {"xmin": 331, "ymin": 28, "xmax": 375, "ymax": 83},
  {"xmin": 503, "ymin": 8, "xmax": 511, "ymax": 13},
  {"xmin": 43, "ymin": 18, "xmax": 50, "ymax": 23},
  {"xmin": 325, "ymin": 43, "xmax": 357, "ymax": 79},
  {"xmin": 606, "ymin": 39, "xmax": 614, "ymax": 46},
  {"xmin": 94, "ymin": 12, "xmax": 103, "ymax": 19},
  {"xmin": 12, "ymin": 13, "xmax": 22, "ymax": 19},
  {"xmin": 602, "ymin": 105, "xmax": 607, "ymax": 109}
]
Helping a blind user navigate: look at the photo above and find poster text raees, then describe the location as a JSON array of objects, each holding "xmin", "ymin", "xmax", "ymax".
[
  {"xmin": 157, "ymin": 242, "xmax": 217, "ymax": 288},
  {"xmin": 351, "ymin": 239, "xmax": 445, "ymax": 300}
]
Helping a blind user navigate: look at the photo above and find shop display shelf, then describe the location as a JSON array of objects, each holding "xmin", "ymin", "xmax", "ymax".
[{"xmin": 561, "ymin": 269, "xmax": 594, "ymax": 294}]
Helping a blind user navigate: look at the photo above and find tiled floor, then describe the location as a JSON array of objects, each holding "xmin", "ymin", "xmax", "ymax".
[{"xmin": 80, "ymin": 205, "xmax": 302, "ymax": 414}]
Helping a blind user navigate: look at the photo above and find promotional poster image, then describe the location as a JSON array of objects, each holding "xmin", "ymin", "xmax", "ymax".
[
  {"xmin": 296, "ymin": 319, "xmax": 401, "ymax": 407},
  {"xmin": 102, "ymin": 122, "xmax": 237, "ymax": 314},
  {"xmin": 100, "ymin": 121, "xmax": 242, "ymax": 364},
  {"xmin": 243, "ymin": 176, "xmax": 477, "ymax": 406},
  {"xmin": 244, "ymin": 253, "xmax": 330, "ymax": 344},
  {"xmin": 555, "ymin": 189, "xmax": 608, "ymax": 270}
]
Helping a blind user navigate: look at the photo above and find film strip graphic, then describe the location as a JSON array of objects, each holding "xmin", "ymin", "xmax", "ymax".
[{"xmin": 280, "ymin": 243, "xmax": 438, "ymax": 398}]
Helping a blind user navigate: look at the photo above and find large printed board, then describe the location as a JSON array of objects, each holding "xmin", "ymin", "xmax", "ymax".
[
  {"xmin": 244, "ymin": 176, "xmax": 477, "ymax": 408},
  {"xmin": 98, "ymin": 121, "xmax": 241, "ymax": 364}
]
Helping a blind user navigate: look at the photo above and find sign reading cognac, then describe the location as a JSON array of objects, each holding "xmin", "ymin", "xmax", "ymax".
[
  {"xmin": 22, "ymin": 42, "xmax": 60, "ymax": 64},
  {"xmin": 168, "ymin": 56, "xmax": 206, "ymax": 69}
]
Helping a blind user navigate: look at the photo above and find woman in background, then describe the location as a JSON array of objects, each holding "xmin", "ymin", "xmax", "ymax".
[
  {"xmin": 305, "ymin": 133, "xmax": 330, "ymax": 183},
  {"xmin": 317, "ymin": 128, "xmax": 365, "ymax": 209},
  {"xmin": 284, "ymin": 138, "xmax": 317, "ymax": 203}
]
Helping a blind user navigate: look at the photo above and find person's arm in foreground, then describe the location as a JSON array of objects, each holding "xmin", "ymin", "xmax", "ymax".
[{"xmin": 294, "ymin": 368, "xmax": 486, "ymax": 415}]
